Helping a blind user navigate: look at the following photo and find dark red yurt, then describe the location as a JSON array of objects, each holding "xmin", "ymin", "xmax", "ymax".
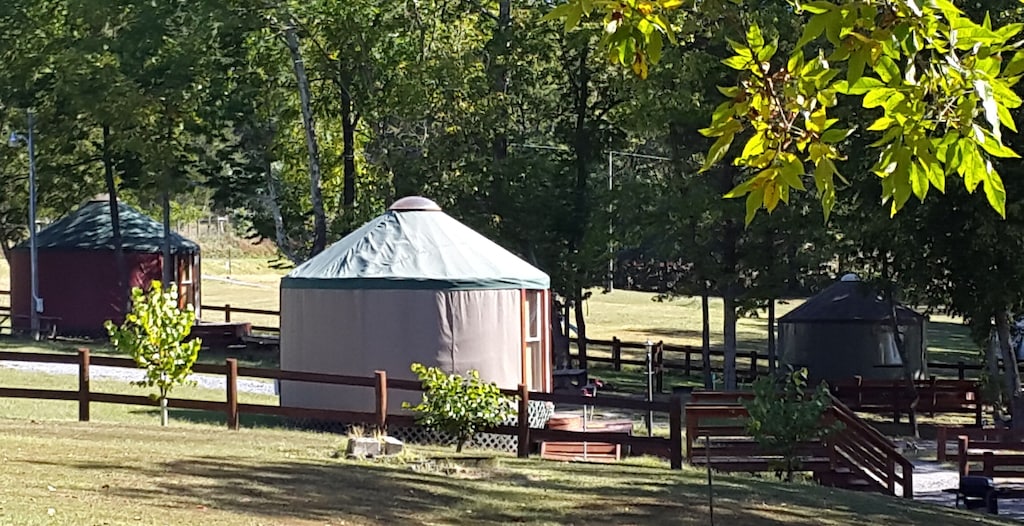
[{"xmin": 9, "ymin": 196, "xmax": 201, "ymax": 337}]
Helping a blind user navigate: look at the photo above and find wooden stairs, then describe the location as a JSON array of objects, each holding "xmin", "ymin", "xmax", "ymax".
[{"xmin": 685, "ymin": 391, "xmax": 914, "ymax": 498}]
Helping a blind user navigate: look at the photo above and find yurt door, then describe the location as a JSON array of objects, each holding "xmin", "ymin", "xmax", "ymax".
[
  {"xmin": 522, "ymin": 290, "xmax": 552, "ymax": 392},
  {"xmin": 176, "ymin": 254, "xmax": 197, "ymax": 310}
]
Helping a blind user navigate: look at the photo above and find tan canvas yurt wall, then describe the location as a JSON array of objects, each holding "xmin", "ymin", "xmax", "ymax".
[
  {"xmin": 278, "ymin": 196, "xmax": 552, "ymax": 414},
  {"xmin": 280, "ymin": 288, "xmax": 524, "ymax": 413}
]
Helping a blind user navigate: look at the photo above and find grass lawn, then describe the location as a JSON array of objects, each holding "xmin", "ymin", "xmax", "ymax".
[{"xmin": 0, "ymin": 416, "xmax": 1015, "ymax": 526}]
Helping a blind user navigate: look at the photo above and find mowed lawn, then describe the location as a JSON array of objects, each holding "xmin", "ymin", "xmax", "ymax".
[{"xmin": 0, "ymin": 416, "xmax": 1015, "ymax": 526}]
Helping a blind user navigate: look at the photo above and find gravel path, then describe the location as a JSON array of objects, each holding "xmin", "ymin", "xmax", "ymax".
[{"xmin": 1, "ymin": 360, "xmax": 278, "ymax": 396}]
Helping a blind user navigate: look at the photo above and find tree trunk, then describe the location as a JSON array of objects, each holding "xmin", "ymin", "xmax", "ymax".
[
  {"xmin": 161, "ymin": 189, "xmax": 172, "ymax": 288},
  {"xmin": 702, "ymin": 285, "xmax": 712, "ymax": 389},
  {"xmin": 102, "ymin": 125, "xmax": 128, "ymax": 313},
  {"xmin": 283, "ymin": 23, "xmax": 327, "ymax": 257},
  {"xmin": 341, "ymin": 83, "xmax": 357, "ymax": 209},
  {"xmin": 723, "ymin": 294, "xmax": 738, "ymax": 390},
  {"xmin": 160, "ymin": 396, "xmax": 169, "ymax": 427},
  {"xmin": 574, "ymin": 286, "xmax": 588, "ymax": 370},
  {"xmin": 262, "ymin": 156, "xmax": 302, "ymax": 265},
  {"xmin": 768, "ymin": 299, "xmax": 777, "ymax": 376},
  {"xmin": 995, "ymin": 310, "xmax": 1024, "ymax": 425}
]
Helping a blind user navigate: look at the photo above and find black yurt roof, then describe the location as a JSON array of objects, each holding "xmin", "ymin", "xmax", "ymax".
[
  {"xmin": 779, "ymin": 274, "xmax": 925, "ymax": 324},
  {"xmin": 14, "ymin": 196, "xmax": 199, "ymax": 253}
]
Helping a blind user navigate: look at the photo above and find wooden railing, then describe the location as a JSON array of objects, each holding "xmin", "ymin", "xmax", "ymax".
[
  {"xmin": 682, "ymin": 390, "xmax": 913, "ymax": 498},
  {"xmin": 0, "ymin": 292, "xmax": 996, "ymax": 382},
  {"xmin": 955, "ymin": 434, "xmax": 1024, "ymax": 479},
  {"xmin": 827, "ymin": 393, "xmax": 914, "ymax": 498},
  {"xmin": 937, "ymin": 426, "xmax": 1024, "ymax": 463},
  {"xmin": 0, "ymin": 349, "xmax": 683, "ymax": 468}
]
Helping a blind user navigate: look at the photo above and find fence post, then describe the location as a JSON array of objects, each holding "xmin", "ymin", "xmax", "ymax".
[
  {"xmin": 375, "ymin": 370, "xmax": 388, "ymax": 431},
  {"xmin": 655, "ymin": 341, "xmax": 664, "ymax": 393},
  {"xmin": 957, "ymin": 361, "xmax": 965, "ymax": 381},
  {"xmin": 684, "ymin": 349, "xmax": 691, "ymax": 377},
  {"xmin": 224, "ymin": 304, "xmax": 232, "ymax": 323},
  {"xmin": 517, "ymin": 384, "xmax": 530, "ymax": 459},
  {"xmin": 669, "ymin": 395, "xmax": 682, "ymax": 469},
  {"xmin": 612, "ymin": 337, "xmax": 622, "ymax": 371},
  {"xmin": 226, "ymin": 358, "xmax": 239, "ymax": 430},
  {"xmin": 78, "ymin": 348, "xmax": 90, "ymax": 422},
  {"xmin": 749, "ymin": 350, "xmax": 757, "ymax": 378},
  {"xmin": 936, "ymin": 426, "xmax": 947, "ymax": 463},
  {"xmin": 958, "ymin": 436, "xmax": 969, "ymax": 477},
  {"xmin": 983, "ymin": 451, "xmax": 995, "ymax": 477},
  {"xmin": 974, "ymin": 385, "xmax": 983, "ymax": 427}
]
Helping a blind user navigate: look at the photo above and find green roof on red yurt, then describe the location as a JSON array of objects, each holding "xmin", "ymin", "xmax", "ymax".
[{"xmin": 281, "ymin": 196, "xmax": 550, "ymax": 291}]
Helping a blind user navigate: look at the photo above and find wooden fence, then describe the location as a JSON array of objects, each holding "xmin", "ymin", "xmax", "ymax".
[{"xmin": 0, "ymin": 349, "xmax": 683, "ymax": 468}]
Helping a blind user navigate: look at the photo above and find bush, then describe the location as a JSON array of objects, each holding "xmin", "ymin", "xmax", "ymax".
[
  {"xmin": 742, "ymin": 367, "xmax": 841, "ymax": 481},
  {"xmin": 403, "ymin": 363, "xmax": 516, "ymax": 452}
]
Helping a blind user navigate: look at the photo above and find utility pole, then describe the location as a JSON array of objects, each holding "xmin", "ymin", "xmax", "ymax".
[{"xmin": 8, "ymin": 110, "xmax": 41, "ymax": 340}]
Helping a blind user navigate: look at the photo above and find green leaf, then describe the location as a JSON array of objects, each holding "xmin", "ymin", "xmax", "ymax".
[
  {"xmin": 836, "ymin": 76, "xmax": 884, "ymax": 95},
  {"xmin": 1004, "ymin": 50, "xmax": 1024, "ymax": 78},
  {"xmin": 744, "ymin": 187, "xmax": 764, "ymax": 226},
  {"xmin": 701, "ymin": 128, "xmax": 738, "ymax": 172},
  {"xmin": 862, "ymin": 88, "xmax": 893, "ymax": 108},
  {"xmin": 746, "ymin": 23, "xmax": 764, "ymax": 49},
  {"xmin": 796, "ymin": 13, "xmax": 827, "ymax": 49},
  {"xmin": 648, "ymin": 31, "xmax": 664, "ymax": 64},
  {"xmin": 983, "ymin": 163, "xmax": 1007, "ymax": 218},
  {"xmin": 873, "ymin": 56, "xmax": 899, "ymax": 84},
  {"xmin": 820, "ymin": 128, "xmax": 854, "ymax": 144},
  {"xmin": 564, "ymin": 2, "xmax": 583, "ymax": 32},
  {"xmin": 722, "ymin": 55, "xmax": 753, "ymax": 71},
  {"xmin": 909, "ymin": 160, "xmax": 928, "ymax": 201},
  {"xmin": 847, "ymin": 48, "xmax": 867, "ymax": 85},
  {"xmin": 800, "ymin": 1, "xmax": 835, "ymax": 14}
]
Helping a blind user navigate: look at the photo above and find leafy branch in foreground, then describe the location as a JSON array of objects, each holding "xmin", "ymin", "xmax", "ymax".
[{"xmin": 545, "ymin": 0, "xmax": 1024, "ymax": 223}]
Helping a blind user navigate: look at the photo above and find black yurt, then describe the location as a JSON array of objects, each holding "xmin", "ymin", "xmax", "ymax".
[{"xmin": 778, "ymin": 274, "xmax": 928, "ymax": 382}]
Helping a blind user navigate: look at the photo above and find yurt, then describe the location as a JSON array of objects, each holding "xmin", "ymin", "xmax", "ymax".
[
  {"xmin": 279, "ymin": 196, "xmax": 553, "ymax": 414},
  {"xmin": 778, "ymin": 274, "xmax": 928, "ymax": 382},
  {"xmin": 9, "ymin": 196, "xmax": 201, "ymax": 337}
]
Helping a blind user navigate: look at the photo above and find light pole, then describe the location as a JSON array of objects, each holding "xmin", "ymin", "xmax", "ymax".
[{"xmin": 8, "ymin": 110, "xmax": 41, "ymax": 341}]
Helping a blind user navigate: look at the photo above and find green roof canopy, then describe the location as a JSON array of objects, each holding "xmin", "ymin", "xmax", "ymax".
[
  {"xmin": 283, "ymin": 196, "xmax": 550, "ymax": 291},
  {"xmin": 15, "ymin": 198, "xmax": 199, "ymax": 253}
]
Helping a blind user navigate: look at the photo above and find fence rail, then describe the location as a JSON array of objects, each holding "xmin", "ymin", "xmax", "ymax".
[
  {"xmin": 0, "ymin": 348, "xmax": 682, "ymax": 468},
  {"xmin": 0, "ymin": 293, "xmax": 999, "ymax": 382}
]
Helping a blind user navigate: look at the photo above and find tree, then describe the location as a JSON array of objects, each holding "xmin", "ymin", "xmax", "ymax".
[
  {"xmin": 744, "ymin": 367, "xmax": 840, "ymax": 482},
  {"xmin": 104, "ymin": 281, "xmax": 202, "ymax": 426},
  {"xmin": 403, "ymin": 363, "xmax": 516, "ymax": 453},
  {"xmin": 546, "ymin": 0, "xmax": 1024, "ymax": 221}
]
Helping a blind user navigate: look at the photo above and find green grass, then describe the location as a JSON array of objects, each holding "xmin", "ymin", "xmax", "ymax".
[{"xmin": 0, "ymin": 416, "xmax": 1015, "ymax": 526}]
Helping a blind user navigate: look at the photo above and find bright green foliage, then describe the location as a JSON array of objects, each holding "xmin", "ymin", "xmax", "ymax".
[
  {"xmin": 104, "ymin": 281, "xmax": 202, "ymax": 426},
  {"xmin": 743, "ymin": 367, "xmax": 840, "ymax": 482},
  {"xmin": 547, "ymin": 0, "xmax": 1024, "ymax": 223},
  {"xmin": 403, "ymin": 363, "xmax": 516, "ymax": 453}
]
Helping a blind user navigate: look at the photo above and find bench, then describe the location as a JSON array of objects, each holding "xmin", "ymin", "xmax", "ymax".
[{"xmin": 942, "ymin": 476, "xmax": 1024, "ymax": 514}]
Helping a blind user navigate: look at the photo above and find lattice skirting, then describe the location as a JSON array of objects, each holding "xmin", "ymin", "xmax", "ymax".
[{"xmin": 287, "ymin": 401, "xmax": 555, "ymax": 453}]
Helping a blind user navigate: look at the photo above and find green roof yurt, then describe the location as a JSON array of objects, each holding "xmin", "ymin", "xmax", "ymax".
[{"xmin": 279, "ymin": 196, "xmax": 553, "ymax": 414}]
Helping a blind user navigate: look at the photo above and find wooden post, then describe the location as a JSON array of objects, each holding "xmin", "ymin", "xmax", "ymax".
[
  {"xmin": 669, "ymin": 395, "xmax": 682, "ymax": 469},
  {"xmin": 983, "ymin": 451, "xmax": 995, "ymax": 477},
  {"xmin": 224, "ymin": 304, "xmax": 232, "ymax": 323},
  {"xmin": 684, "ymin": 349, "xmax": 691, "ymax": 377},
  {"xmin": 612, "ymin": 337, "xmax": 622, "ymax": 371},
  {"xmin": 886, "ymin": 457, "xmax": 896, "ymax": 494},
  {"xmin": 226, "ymin": 358, "xmax": 239, "ymax": 430},
  {"xmin": 655, "ymin": 341, "xmax": 664, "ymax": 393},
  {"xmin": 929, "ymin": 376, "xmax": 937, "ymax": 418},
  {"xmin": 374, "ymin": 370, "xmax": 388, "ymax": 431},
  {"xmin": 974, "ymin": 385, "xmax": 983, "ymax": 427},
  {"xmin": 518, "ymin": 384, "xmax": 530, "ymax": 459},
  {"xmin": 749, "ymin": 350, "xmax": 757, "ymax": 377},
  {"xmin": 685, "ymin": 410, "xmax": 695, "ymax": 462},
  {"xmin": 957, "ymin": 361, "xmax": 965, "ymax": 381},
  {"xmin": 937, "ymin": 426, "xmax": 947, "ymax": 463},
  {"xmin": 958, "ymin": 436, "xmax": 969, "ymax": 477},
  {"xmin": 78, "ymin": 348, "xmax": 90, "ymax": 422}
]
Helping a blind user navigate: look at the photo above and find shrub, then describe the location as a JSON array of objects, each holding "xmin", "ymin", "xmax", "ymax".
[
  {"xmin": 403, "ymin": 363, "xmax": 516, "ymax": 452},
  {"xmin": 742, "ymin": 367, "xmax": 841, "ymax": 481},
  {"xmin": 104, "ymin": 281, "xmax": 202, "ymax": 426}
]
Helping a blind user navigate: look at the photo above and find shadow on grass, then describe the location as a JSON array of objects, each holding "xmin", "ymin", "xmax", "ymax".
[
  {"xmin": 27, "ymin": 455, "xmax": 1012, "ymax": 525},
  {"xmin": 927, "ymin": 320, "xmax": 977, "ymax": 364},
  {"xmin": 0, "ymin": 335, "xmax": 277, "ymax": 369}
]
